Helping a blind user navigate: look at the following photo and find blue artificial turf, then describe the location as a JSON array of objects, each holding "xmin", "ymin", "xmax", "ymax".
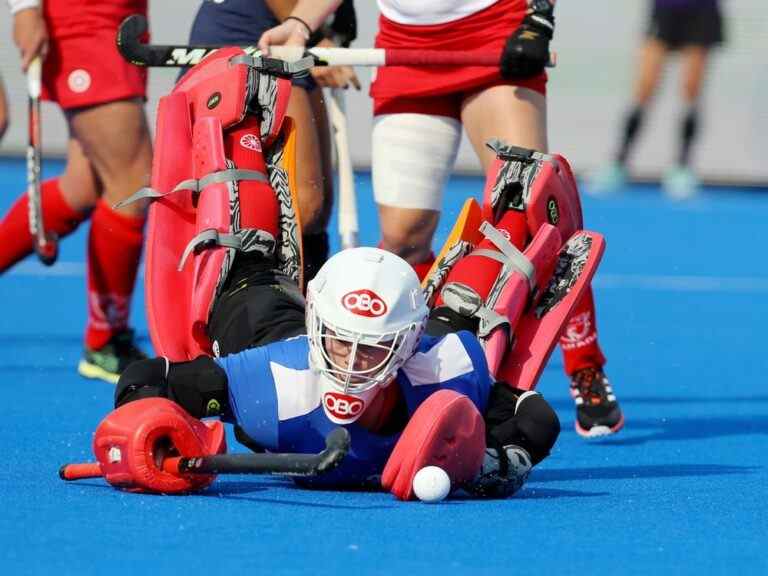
[{"xmin": 0, "ymin": 156, "xmax": 766, "ymax": 575}]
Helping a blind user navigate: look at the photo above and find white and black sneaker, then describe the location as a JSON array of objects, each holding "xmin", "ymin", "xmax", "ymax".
[{"xmin": 570, "ymin": 367, "xmax": 624, "ymax": 438}]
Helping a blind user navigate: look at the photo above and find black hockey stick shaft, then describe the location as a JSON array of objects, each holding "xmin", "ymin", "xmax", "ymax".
[
  {"xmin": 60, "ymin": 427, "xmax": 350, "ymax": 480},
  {"xmin": 169, "ymin": 427, "xmax": 350, "ymax": 476}
]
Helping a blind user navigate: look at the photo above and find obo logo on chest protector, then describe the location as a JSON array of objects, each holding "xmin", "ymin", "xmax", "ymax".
[
  {"xmin": 341, "ymin": 290, "xmax": 388, "ymax": 317},
  {"xmin": 324, "ymin": 392, "xmax": 365, "ymax": 419}
]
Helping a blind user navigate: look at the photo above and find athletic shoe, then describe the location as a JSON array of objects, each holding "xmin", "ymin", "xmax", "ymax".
[
  {"xmin": 663, "ymin": 166, "xmax": 699, "ymax": 200},
  {"xmin": 587, "ymin": 163, "xmax": 627, "ymax": 196},
  {"xmin": 78, "ymin": 329, "xmax": 148, "ymax": 384},
  {"xmin": 570, "ymin": 367, "xmax": 624, "ymax": 438}
]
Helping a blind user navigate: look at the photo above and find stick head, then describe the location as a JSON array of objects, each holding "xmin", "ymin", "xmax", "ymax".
[
  {"xmin": 117, "ymin": 14, "xmax": 150, "ymax": 66},
  {"xmin": 35, "ymin": 233, "xmax": 59, "ymax": 266},
  {"xmin": 316, "ymin": 427, "xmax": 351, "ymax": 473}
]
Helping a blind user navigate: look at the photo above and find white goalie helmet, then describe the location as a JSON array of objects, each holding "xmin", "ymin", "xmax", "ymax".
[{"xmin": 306, "ymin": 247, "xmax": 429, "ymax": 396}]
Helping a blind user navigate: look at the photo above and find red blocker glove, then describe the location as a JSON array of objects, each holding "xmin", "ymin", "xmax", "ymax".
[
  {"xmin": 382, "ymin": 390, "xmax": 485, "ymax": 500},
  {"xmin": 93, "ymin": 398, "xmax": 226, "ymax": 494}
]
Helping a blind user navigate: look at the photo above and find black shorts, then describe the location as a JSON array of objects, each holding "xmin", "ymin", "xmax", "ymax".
[
  {"xmin": 207, "ymin": 254, "xmax": 306, "ymax": 356},
  {"xmin": 647, "ymin": 1, "xmax": 724, "ymax": 50}
]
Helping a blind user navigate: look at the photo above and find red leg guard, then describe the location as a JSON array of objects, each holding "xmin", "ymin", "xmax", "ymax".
[
  {"xmin": 86, "ymin": 200, "xmax": 145, "ymax": 350},
  {"xmin": 559, "ymin": 287, "xmax": 607, "ymax": 374},
  {"xmin": 0, "ymin": 178, "xmax": 86, "ymax": 272},
  {"xmin": 224, "ymin": 115, "xmax": 280, "ymax": 242}
]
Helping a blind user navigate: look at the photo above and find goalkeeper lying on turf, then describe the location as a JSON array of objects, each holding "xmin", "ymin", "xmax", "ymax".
[{"xmin": 88, "ymin": 47, "xmax": 604, "ymax": 499}]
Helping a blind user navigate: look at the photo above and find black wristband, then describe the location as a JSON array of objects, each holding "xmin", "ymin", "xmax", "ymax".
[{"xmin": 284, "ymin": 16, "xmax": 313, "ymax": 38}]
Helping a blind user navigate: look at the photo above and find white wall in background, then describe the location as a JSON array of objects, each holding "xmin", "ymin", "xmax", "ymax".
[{"xmin": 1, "ymin": 1, "xmax": 765, "ymax": 182}]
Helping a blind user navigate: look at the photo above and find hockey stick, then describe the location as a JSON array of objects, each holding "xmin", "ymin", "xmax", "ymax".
[
  {"xmin": 117, "ymin": 14, "xmax": 555, "ymax": 69},
  {"xmin": 26, "ymin": 57, "xmax": 58, "ymax": 265},
  {"xmin": 327, "ymin": 88, "xmax": 358, "ymax": 249},
  {"xmin": 59, "ymin": 427, "xmax": 350, "ymax": 481}
]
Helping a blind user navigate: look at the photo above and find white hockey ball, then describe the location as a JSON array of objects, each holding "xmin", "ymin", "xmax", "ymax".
[{"xmin": 412, "ymin": 466, "xmax": 450, "ymax": 503}]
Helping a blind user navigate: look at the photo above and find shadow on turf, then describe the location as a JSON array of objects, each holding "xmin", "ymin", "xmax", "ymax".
[
  {"xmin": 582, "ymin": 415, "xmax": 768, "ymax": 446},
  {"xmin": 532, "ymin": 463, "xmax": 758, "ymax": 484},
  {"xmin": 548, "ymin": 396, "xmax": 768, "ymax": 409}
]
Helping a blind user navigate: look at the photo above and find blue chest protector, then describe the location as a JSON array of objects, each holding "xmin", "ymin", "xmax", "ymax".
[{"xmin": 216, "ymin": 332, "xmax": 493, "ymax": 487}]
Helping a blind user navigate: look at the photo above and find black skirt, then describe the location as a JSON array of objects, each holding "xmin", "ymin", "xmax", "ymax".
[{"xmin": 647, "ymin": 1, "xmax": 724, "ymax": 49}]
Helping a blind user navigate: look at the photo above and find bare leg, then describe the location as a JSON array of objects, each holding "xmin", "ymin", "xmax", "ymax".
[
  {"xmin": 67, "ymin": 99, "xmax": 152, "ymax": 216},
  {"xmin": 58, "ymin": 138, "xmax": 101, "ymax": 212},
  {"xmin": 461, "ymin": 84, "xmax": 548, "ymax": 167},
  {"xmin": 676, "ymin": 45, "xmax": 709, "ymax": 166},
  {"xmin": 633, "ymin": 38, "xmax": 668, "ymax": 106}
]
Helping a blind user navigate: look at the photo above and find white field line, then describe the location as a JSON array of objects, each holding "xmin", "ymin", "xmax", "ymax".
[{"xmin": 8, "ymin": 262, "xmax": 768, "ymax": 293}]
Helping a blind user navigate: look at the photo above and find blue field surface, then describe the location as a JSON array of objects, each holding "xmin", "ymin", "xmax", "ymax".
[{"xmin": 0, "ymin": 157, "xmax": 766, "ymax": 575}]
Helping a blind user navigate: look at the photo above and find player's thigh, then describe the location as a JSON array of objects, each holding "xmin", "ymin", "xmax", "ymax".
[
  {"xmin": 461, "ymin": 84, "xmax": 548, "ymax": 170},
  {"xmin": 679, "ymin": 46, "xmax": 709, "ymax": 103},
  {"xmin": 67, "ymin": 98, "xmax": 152, "ymax": 210},
  {"xmin": 287, "ymin": 86, "xmax": 329, "ymax": 233},
  {"xmin": 58, "ymin": 138, "xmax": 101, "ymax": 212},
  {"xmin": 633, "ymin": 39, "xmax": 667, "ymax": 105}
]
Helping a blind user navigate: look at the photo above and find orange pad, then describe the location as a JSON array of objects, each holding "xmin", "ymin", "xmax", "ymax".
[
  {"xmin": 381, "ymin": 390, "xmax": 485, "ymax": 501},
  {"xmin": 92, "ymin": 398, "xmax": 226, "ymax": 494}
]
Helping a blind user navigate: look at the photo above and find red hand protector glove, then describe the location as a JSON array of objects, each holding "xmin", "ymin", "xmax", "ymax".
[
  {"xmin": 382, "ymin": 389, "xmax": 485, "ymax": 500},
  {"xmin": 92, "ymin": 397, "xmax": 226, "ymax": 494}
]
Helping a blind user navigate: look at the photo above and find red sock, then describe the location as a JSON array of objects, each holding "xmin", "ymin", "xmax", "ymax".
[
  {"xmin": 85, "ymin": 200, "xmax": 145, "ymax": 350},
  {"xmin": 0, "ymin": 178, "xmax": 87, "ymax": 272},
  {"xmin": 559, "ymin": 287, "xmax": 607, "ymax": 375}
]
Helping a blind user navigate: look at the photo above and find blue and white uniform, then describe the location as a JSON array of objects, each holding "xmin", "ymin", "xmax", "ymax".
[{"xmin": 216, "ymin": 331, "xmax": 493, "ymax": 486}]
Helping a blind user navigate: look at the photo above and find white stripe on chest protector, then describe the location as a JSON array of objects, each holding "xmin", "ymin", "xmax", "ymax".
[
  {"xmin": 402, "ymin": 333, "xmax": 475, "ymax": 386},
  {"xmin": 270, "ymin": 362, "xmax": 321, "ymax": 421}
]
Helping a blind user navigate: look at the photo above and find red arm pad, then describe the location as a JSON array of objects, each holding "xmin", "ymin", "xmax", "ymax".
[{"xmin": 92, "ymin": 398, "xmax": 226, "ymax": 494}]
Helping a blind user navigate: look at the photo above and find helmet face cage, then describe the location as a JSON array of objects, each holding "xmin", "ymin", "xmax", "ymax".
[{"xmin": 307, "ymin": 297, "xmax": 423, "ymax": 394}]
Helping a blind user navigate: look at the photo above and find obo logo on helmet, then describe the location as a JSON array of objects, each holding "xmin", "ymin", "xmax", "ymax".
[
  {"xmin": 324, "ymin": 392, "xmax": 365, "ymax": 419},
  {"xmin": 341, "ymin": 290, "xmax": 388, "ymax": 318}
]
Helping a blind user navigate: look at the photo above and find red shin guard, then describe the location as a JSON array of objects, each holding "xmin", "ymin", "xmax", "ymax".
[
  {"xmin": 86, "ymin": 200, "xmax": 145, "ymax": 350},
  {"xmin": 0, "ymin": 178, "xmax": 86, "ymax": 272}
]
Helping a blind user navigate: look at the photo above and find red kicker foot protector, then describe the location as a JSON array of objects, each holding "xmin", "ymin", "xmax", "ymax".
[{"xmin": 381, "ymin": 389, "xmax": 485, "ymax": 500}]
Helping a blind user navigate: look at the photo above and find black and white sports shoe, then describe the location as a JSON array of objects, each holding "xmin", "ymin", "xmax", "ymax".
[
  {"xmin": 570, "ymin": 367, "xmax": 624, "ymax": 438},
  {"xmin": 464, "ymin": 445, "xmax": 532, "ymax": 498}
]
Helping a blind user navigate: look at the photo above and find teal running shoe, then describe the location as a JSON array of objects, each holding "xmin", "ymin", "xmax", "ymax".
[
  {"xmin": 663, "ymin": 166, "xmax": 700, "ymax": 200},
  {"xmin": 587, "ymin": 163, "xmax": 627, "ymax": 196}
]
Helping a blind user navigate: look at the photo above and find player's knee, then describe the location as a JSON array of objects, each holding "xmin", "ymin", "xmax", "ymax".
[
  {"xmin": 115, "ymin": 357, "xmax": 170, "ymax": 408},
  {"xmin": 165, "ymin": 356, "xmax": 229, "ymax": 419},
  {"xmin": 372, "ymin": 113, "xmax": 460, "ymax": 212},
  {"xmin": 485, "ymin": 384, "xmax": 560, "ymax": 466}
]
